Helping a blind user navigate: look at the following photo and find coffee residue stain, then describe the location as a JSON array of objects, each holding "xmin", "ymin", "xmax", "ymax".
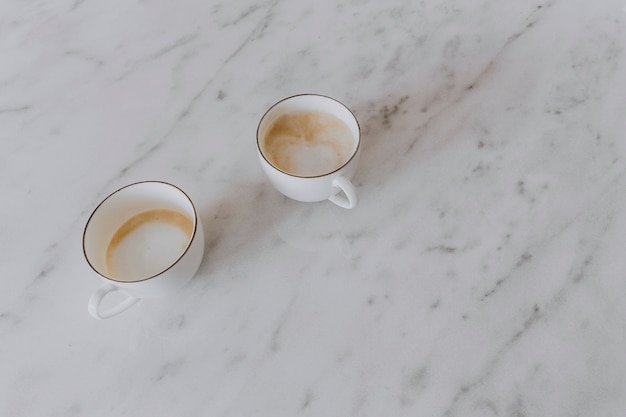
[
  {"xmin": 106, "ymin": 209, "xmax": 193, "ymax": 278},
  {"xmin": 263, "ymin": 110, "xmax": 355, "ymax": 177}
]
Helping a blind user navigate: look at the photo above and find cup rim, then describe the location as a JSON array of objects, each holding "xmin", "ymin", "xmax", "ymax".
[
  {"xmin": 82, "ymin": 180, "xmax": 199, "ymax": 283},
  {"xmin": 256, "ymin": 93, "xmax": 361, "ymax": 179}
]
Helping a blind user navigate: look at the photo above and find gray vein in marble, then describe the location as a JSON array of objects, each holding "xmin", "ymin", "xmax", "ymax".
[
  {"xmin": 0, "ymin": 311, "xmax": 21, "ymax": 327},
  {"xmin": 400, "ymin": 366, "xmax": 429, "ymax": 408},
  {"xmin": 64, "ymin": 50, "xmax": 104, "ymax": 69},
  {"xmin": 269, "ymin": 297, "xmax": 297, "ymax": 354},
  {"xmin": 440, "ymin": 303, "xmax": 541, "ymax": 417},
  {"xmin": 300, "ymin": 389, "xmax": 314, "ymax": 410},
  {"xmin": 480, "ymin": 252, "xmax": 532, "ymax": 301},
  {"xmin": 403, "ymin": 1, "xmax": 554, "ymax": 155},
  {"xmin": 426, "ymin": 245, "xmax": 458, "ymax": 254},
  {"xmin": 70, "ymin": 0, "xmax": 86, "ymax": 11},
  {"xmin": 219, "ymin": 4, "xmax": 265, "ymax": 28},
  {"xmin": 149, "ymin": 33, "xmax": 201, "ymax": 62},
  {"xmin": 155, "ymin": 358, "xmax": 185, "ymax": 382},
  {"xmin": 33, "ymin": 264, "xmax": 55, "ymax": 284},
  {"xmin": 380, "ymin": 95, "xmax": 410, "ymax": 130},
  {"xmin": 476, "ymin": 161, "xmax": 625, "ymax": 303},
  {"xmin": 213, "ymin": 0, "xmax": 280, "ymax": 69},
  {"xmin": 443, "ymin": 229, "xmax": 607, "ymax": 416},
  {"xmin": 103, "ymin": 0, "xmax": 280, "ymax": 187},
  {"xmin": 467, "ymin": 1, "xmax": 556, "ymax": 84},
  {"xmin": 113, "ymin": 31, "xmax": 200, "ymax": 83},
  {"xmin": 0, "ymin": 106, "xmax": 30, "ymax": 115}
]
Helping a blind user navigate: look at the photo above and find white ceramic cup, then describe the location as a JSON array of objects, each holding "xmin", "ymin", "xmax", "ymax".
[
  {"xmin": 257, "ymin": 94, "xmax": 361, "ymax": 209},
  {"xmin": 83, "ymin": 181, "xmax": 204, "ymax": 319}
]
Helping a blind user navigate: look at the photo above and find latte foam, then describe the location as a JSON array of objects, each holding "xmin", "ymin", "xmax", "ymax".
[
  {"xmin": 105, "ymin": 209, "xmax": 193, "ymax": 281},
  {"xmin": 262, "ymin": 110, "xmax": 356, "ymax": 177}
]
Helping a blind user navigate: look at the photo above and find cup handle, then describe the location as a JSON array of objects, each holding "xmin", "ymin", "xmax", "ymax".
[
  {"xmin": 88, "ymin": 283, "xmax": 140, "ymax": 319},
  {"xmin": 328, "ymin": 176, "xmax": 358, "ymax": 209}
]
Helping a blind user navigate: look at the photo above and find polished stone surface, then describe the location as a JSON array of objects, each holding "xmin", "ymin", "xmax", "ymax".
[{"xmin": 2, "ymin": 0, "xmax": 626, "ymax": 415}]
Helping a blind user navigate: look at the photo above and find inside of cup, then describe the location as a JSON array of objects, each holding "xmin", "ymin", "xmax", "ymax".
[
  {"xmin": 83, "ymin": 182, "xmax": 197, "ymax": 282},
  {"xmin": 257, "ymin": 95, "xmax": 361, "ymax": 177}
]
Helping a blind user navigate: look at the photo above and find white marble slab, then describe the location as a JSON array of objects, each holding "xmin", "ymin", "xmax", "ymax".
[{"xmin": 2, "ymin": 0, "xmax": 626, "ymax": 415}]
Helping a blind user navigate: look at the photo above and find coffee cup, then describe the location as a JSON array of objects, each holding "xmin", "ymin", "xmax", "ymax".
[
  {"xmin": 257, "ymin": 94, "xmax": 361, "ymax": 209},
  {"xmin": 82, "ymin": 181, "xmax": 204, "ymax": 319}
]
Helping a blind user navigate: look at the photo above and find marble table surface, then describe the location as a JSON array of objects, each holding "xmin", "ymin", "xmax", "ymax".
[{"xmin": 2, "ymin": 0, "xmax": 626, "ymax": 415}]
